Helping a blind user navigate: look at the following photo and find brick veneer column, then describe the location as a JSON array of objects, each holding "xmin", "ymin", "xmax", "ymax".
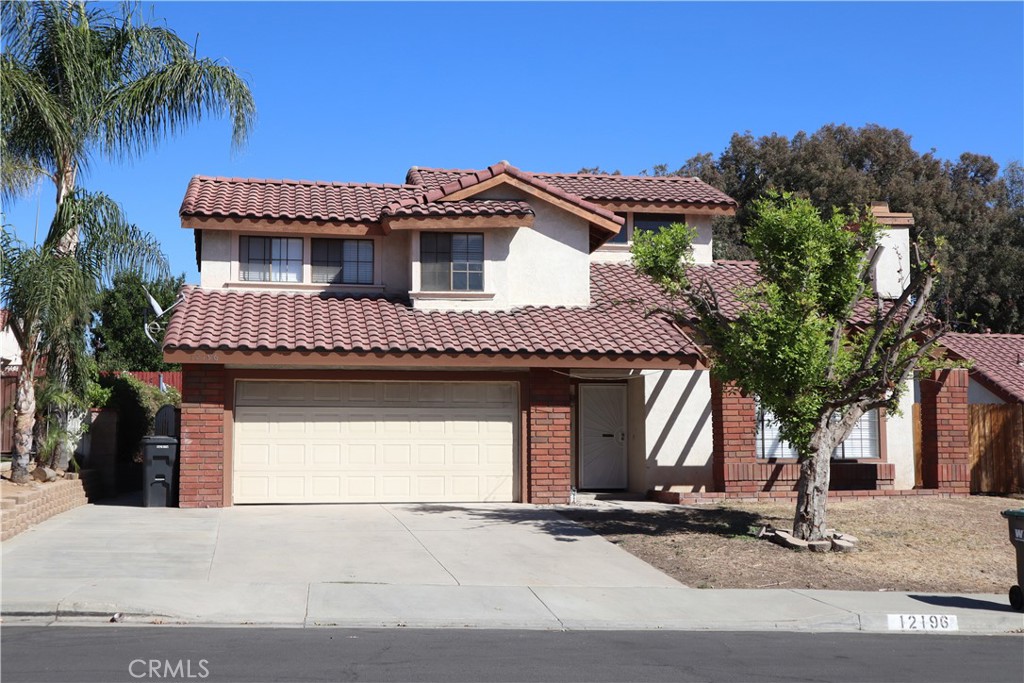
[
  {"xmin": 179, "ymin": 364, "xmax": 227, "ymax": 508},
  {"xmin": 920, "ymin": 368, "xmax": 970, "ymax": 493},
  {"xmin": 711, "ymin": 378, "xmax": 759, "ymax": 492},
  {"xmin": 526, "ymin": 369, "xmax": 572, "ymax": 504}
]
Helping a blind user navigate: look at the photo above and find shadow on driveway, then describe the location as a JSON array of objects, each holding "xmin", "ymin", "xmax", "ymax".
[
  {"xmin": 400, "ymin": 504, "xmax": 772, "ymax": 544},
  {"xmin": 558, "ymin": 506, "xmax": 771, "ymax": 541},
  {"xmin": 908, "ymin": 594, "xmax": 1017, "ymax": 613}
]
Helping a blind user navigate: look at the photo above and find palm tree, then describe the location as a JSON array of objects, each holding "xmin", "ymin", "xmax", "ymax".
[
  {"xmin": 2, "ymin": 191, "xmax": 168, "ymax": 482},
  {"xmin": 1, "ymin": 1, "xmax": 255, "ymax": 482}
]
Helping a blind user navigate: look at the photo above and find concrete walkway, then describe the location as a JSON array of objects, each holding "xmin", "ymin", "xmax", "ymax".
[{"xmin": 2, "ymin": 502, "xmax": 1022, "ymax": 633}]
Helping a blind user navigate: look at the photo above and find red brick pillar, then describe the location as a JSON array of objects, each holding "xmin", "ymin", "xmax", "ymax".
[
  {"xmin": 179, "ymin": 364, "xmax": 227, "ymax": 508},
  {"xmin": 526, "ymin": 369, "xmax": 572, "ymax": 504},
  {"xmin": 920, "ymin": 368, "xmax": 970, "ymax": 493},
  {"xmin": 711, "ymin": 378, "xmax": 758, "ymax": 492}
]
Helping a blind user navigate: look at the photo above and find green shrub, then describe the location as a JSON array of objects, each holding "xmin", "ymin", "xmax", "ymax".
[{"xmin": 101, "ymin": 373, "xmax": 181, "ymax": 463}]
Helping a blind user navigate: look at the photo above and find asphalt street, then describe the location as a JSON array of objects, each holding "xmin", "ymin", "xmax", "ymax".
[{"xmin": 2, "ymin": 626, "xmax": 1022, "ymax": 683}]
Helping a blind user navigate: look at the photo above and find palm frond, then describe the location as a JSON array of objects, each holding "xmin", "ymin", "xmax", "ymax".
[{"xmin": 103, "ymin": 55, "xmax": 255, "ymax": 158}]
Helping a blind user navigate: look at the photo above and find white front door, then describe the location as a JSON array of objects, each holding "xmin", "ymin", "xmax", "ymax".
[{"xmin": 579, "ymin": 384, "xmax": 628, "ymax": 489}]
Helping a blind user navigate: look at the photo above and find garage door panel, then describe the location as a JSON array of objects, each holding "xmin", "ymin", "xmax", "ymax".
[{"xmin": 234, "ymin": 381, "xmax": 516, "ymax": 504}]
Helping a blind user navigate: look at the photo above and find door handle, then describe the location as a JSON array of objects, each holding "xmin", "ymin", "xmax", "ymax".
[{"xmin": 601, "ymin": 433, "xmax": 614, "ymax": 438}]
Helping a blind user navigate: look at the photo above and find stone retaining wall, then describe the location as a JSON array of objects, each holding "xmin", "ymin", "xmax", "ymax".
[{"xmin": 1, "ymin": 472, "xmax": 99, "ymax": 542}]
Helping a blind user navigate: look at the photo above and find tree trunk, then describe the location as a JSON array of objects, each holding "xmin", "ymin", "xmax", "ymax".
[
  {"xmin": 55, "ymin": 161, "xmax": 78, "ymax": 253},
  {"xmin": 793, "ymin": 429, "xmax": 835, "ymax": 541},
  {"xmin": 10, "ymin": 361, "xmax": 37, "ymax": 484}
]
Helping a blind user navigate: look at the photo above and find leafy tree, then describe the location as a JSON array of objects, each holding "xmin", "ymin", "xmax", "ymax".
[
  {"xmin": 633, "ymin": 124, "xmax": 1022, "ymax": 331},
  {"xmin": 91, "ymin": 272, "xmax": 185, "ymax": 372},
  {"xmin": 1, "ymin": 1, "xmax": 255, "ymax": 481},
  {"xmin": 633, "ymin": 194, "xmax": 948, "ymax": 541}
]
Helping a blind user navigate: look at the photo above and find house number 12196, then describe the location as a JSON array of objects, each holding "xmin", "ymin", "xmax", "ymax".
[{"xmin": 887, "ymin": 614, "xmax": 958, "ymax": 631}]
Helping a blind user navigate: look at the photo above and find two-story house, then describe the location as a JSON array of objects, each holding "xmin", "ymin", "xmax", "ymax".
[{"xmin": 165, "ymin": 162, "xmax": 974, "ymax": 507}]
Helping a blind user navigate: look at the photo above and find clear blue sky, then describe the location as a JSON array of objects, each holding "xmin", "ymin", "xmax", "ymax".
[{"xmin": 5, "ymin": 1, "xmax": 1023, "ymax": 284}]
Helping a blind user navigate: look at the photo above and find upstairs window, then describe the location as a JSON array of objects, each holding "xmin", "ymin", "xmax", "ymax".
[
  {"xmin": 311, "ymin": 239, "xmax": 374, "ymax": 284},
  {"xmin": 756, "ymin": 403, "xmax": 880, "ymax": 460},
  {"xmin": 608, "ymin": 213, "xmax": 629, "ymax": 244},
  {"xmin": 421, "ymin": 233, "xmax": 484, "ymax": 291},
  {"xmin": 240, "ymin": 236, "xmax": 302, "ymax": 282},
  {"xmin": 632, "ymin": 213, "xmax": 688, "ymax": 237}
]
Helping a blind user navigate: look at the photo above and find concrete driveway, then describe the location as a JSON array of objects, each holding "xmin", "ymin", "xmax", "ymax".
[{"xmin": 1, "ymin": 501, "xmax": 679, "ymax": 627}]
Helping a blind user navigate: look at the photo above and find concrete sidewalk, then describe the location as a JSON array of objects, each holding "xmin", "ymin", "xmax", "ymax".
[{"xmin": 2, "ymin": 502, "xmax": 1021, "ymax": 634}]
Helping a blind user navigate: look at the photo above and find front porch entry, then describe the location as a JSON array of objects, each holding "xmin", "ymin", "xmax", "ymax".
[{"xmin": 578, "ymin": 384, "xmax": 628, "ymax": 490}]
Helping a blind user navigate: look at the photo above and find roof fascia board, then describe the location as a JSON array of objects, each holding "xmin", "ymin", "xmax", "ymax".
[
  {"xmin": 440, "ymin": 175, "xmax": 623, "ymax": 234},
  {"xmin": 382, "ymin": 213, "xmax": 534, "ymax": 233},
  {"xmin": 164, "ymin": 348, "xmax": 704, "ymax": 370},
  {"xmin": 181, "ymin": 216, "xmax": 385, "ymax": 236},
  {"xmin": 589, "ymin": 200, "xmax": 737, "ymax": 216}
]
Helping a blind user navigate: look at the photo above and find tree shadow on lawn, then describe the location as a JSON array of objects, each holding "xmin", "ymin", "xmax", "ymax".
[
  {"xmin": 559, "ymin": 505, "xmax": 784, "ymax": 540},
  {"xmin": 403, "ymin": 503, "xmax": 782, "ymax": 543}
]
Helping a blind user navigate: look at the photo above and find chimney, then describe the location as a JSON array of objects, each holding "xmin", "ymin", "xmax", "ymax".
[{"xmin": 869, "ymin": 202, "xmax": 914, "ymax": 299}]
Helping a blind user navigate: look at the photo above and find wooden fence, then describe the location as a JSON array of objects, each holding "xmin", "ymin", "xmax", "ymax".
[{"xmin": 969, "ymin": 403, "xmax": 1024, "ymax": 494}]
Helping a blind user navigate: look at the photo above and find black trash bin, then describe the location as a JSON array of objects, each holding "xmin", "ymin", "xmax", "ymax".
[
  {"xmin": 142, "ymin": 435, "xmax": 179, "ymax": 507},
  {"xmin": 1001, "ymin": 509, "xmax": 1024, "ymax": 611}
]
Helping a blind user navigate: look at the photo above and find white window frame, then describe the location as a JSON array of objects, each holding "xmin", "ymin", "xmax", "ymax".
[
  {"xmin": 755, "ymin": 403, "xmax": 881, "ymax": 461},
  {"xmin": 239, "ymin": 236, "xmax": 303, "ymax": 283}
]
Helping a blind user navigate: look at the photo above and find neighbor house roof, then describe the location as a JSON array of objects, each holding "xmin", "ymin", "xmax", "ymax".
[
  {"xmin": 407, "ymin": 167, "xmax": 738, "ymax": 208},
  {"xmin": 162, "ymin": 267, "xmax": 702, "ymax": 363},
  {"xmin": 941, "ymin": 333, "xmax": 1024, "ymax": 403}
]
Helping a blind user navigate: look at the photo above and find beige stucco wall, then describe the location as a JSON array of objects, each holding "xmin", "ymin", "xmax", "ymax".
[
  {"xmin": 199, "ymin": 229, "xmax": 232, "ymax": 289},
  {"xmin": 412, "ymin": 185, "xmax": 592, "ymax": 311},
  {"xmin": 627, "ymin": 369, "xmax": 715, "ymax": 492},
  {"xmin": 887, "ymin": 380, "xmax": 917, "ymax": 490},
  {"xmin": 0, "ymin": 324, "xmax": 22, "ymax": 367},
  {"xmin": 968, "ymin": 378, "xmax": 1005, "ymax": 404},
  {"xmin": 198, "ymin": 229, "xmax": 410, "ymax": 296},
  {"xmin": 874, "ymin": 227, "xmax": 911, "ymax": 299}
]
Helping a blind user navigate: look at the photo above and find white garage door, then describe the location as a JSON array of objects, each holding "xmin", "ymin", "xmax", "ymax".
[{"xmin": 233, "ymin": 381, "xmax": 517, "ymax": 504}]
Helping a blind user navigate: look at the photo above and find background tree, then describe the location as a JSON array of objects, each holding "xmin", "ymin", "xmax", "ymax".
[
  {"xmin": 625, "ymin": 124, "xmax": 1022, "ymax": 332},
  {"xmin": 91, "ymin": 272, "xmax": 185, "ymax": 372},
  {"xmin": 633, "ymin": 194, "xmax": 948, "ymax": 541},
  {"xmin": 1, "ymin": 1, "xmax": 255, "ymax": 478}
]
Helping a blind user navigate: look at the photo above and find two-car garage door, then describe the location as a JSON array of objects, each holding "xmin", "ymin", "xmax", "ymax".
[{"xmin": 232, "ymin": 381, "xmax": 517, "ymax": 504}]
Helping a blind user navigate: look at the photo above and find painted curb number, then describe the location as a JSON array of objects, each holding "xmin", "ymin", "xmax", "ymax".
[{"xmin": 887, "ymin": 614, "xmax": 959, "ymax": 631}]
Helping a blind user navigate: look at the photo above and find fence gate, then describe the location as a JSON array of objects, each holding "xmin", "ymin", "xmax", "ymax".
[{"xmin": 969, "ymin": 404, "xmax": 1024, "ymax": 494}]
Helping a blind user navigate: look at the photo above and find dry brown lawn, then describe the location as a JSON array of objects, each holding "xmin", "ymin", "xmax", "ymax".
[{"xmin": 560, "ymin": 495, "xmax": 1024, "ymax": 593}]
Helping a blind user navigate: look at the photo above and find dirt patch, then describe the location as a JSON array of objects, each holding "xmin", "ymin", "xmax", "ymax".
[{"xmin": 560, "ymin": 496, "xmax": 1023, "ymax": 593}]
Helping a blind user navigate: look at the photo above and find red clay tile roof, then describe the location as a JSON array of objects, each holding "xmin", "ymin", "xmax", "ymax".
[
  {"xmin": 941, "ymin": 333, "xmax": 1024, "ymax": 403},
  {"xmin": 179, "ymin": 176, "xmax": 533, "ymax": 224},
  {"xmin": 380, "ymin": 199, "xmax": 534, "ymax": 218},
  {"xmin": 592, "ymin": 261, "xmax": 913, "ymax": 327},
  {"xmin": 163, "ymin": 281, "xmax": 701, "ymax": 360},
  {"xmin": 401, "ymin": 162, "xmax": 624, "ymax": 230},
  {"xmin": 408, "ymin": 167, "xmax": 737, "ymax": 207},
  {"xmin": 591, "ymin": 260, "xmax": 760, "ymax": 320},
  {"xmin": 180, "ymin": 176, "xmax": 420, "ymax": 222}
]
